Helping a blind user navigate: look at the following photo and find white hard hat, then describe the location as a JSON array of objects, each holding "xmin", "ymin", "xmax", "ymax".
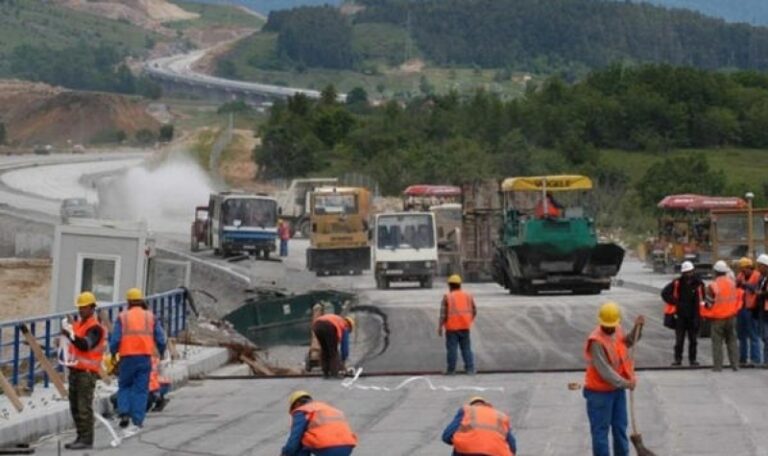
[
  {"xmin": 713, "ymin": 260, "xmax": 730, "ymax": 273},
  {"xmin": 680, "ymin": 261, "xmax": 695, "ymax": 273},
  {"xmin": 757, "ymin": 254, "xmax": 768, "ymax": 267}
]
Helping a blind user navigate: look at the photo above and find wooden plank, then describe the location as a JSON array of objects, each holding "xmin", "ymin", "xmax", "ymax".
[
  {"xmin": 239, "ymin": 354, "xmax": 274, "ymax": 376},
  {"xmin": 18, "ymin": 325, "xmax": 67, "ymax": 398},
  {"xmin": 0, "ymin": 370, "xmax": 23, "ymax": 413}
]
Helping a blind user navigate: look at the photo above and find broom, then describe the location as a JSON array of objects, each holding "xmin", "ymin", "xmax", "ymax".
[{"xmin": 628, "ymin": 322, "xmax": 657, "ymax": 456}]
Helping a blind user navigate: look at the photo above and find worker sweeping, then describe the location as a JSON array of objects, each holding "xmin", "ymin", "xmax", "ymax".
[
  {"xmin": 583, "ymin": 302, "xmax": 645, "ymax": 456},
  {"xmin": 311, "ymin": 314, "xmax": 354, "ymax": 378},
  {"xmin": 703, "ymin": 260, "xmax": 740, "ymax": 372},
  {"xmin": 62, "ymin": 291, "xmax": 106, "ymax": 450},
  {"xmin": 441, "ymin": 396, "xmax": 517, "ymax": 456},
  {"xmin": 281, "ymin": 390, "xmax": 357, "ymax": 456},
  {"xmin": 438, "ymin": 274, "xmax": 477, "ymax": 375},
  {"xmin": 109, "ymin": 288, "xmax": 166, "ymax": 437}
]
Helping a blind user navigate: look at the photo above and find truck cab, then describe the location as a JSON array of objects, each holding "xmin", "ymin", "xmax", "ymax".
[
  {"xmin": 373, "ymin": 211, "xmax": 438, "ymax": 289},
  {"xmin": 274, "ymin": 178, "xmax": 338, "ymax": 238}
]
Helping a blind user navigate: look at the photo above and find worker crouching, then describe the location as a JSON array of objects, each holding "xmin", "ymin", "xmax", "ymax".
[
  {"xmin": 442, "ymin": 396, "xmax": 517, "ymax": 456},
  {"xmin": 311, "ymin": 314, "xmax": 354, "ymax": 378},
  {"xmin": 583, "ymin": 302, "xmax": 644, "ymax": 456},
  {"xmin": 281, "ymin": 390, "xmax": 357, "ymax": 456}
]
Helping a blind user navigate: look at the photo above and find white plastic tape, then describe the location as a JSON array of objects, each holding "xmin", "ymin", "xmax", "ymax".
[
  {"xmin": 341, "ymin": 368, "xmax": 504, "ymax": 393},
  {"xmin": 57, "ymin": 336, "xmax": 77, "ymax": 367}
]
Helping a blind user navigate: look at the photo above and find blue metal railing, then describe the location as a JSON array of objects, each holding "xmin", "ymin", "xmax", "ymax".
[{"xmin": 0, "ymin": 288, "xmax": 189, "ymax": 393}]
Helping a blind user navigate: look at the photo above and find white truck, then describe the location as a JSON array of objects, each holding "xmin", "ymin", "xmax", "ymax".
[
  {"xmin": 373, "ymin": 211, "xmax": 438, "ymax": 289},
  {"xmin": 274, "ymin": 178, "xmax": 338, "ymax": 238}
]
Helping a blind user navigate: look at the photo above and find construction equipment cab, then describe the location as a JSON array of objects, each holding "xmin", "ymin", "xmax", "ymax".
[
  {"xmin": 274, "ymin": 178, "xmax": 338, "ymax": 238},
  {"xmin": 374, "ymin": 211, "xmax": 438, "ymax": 289},
  {"xmin": 492, "ymin": 175, "xmax": 624, "ymax": 294},
  {"xmin": 306, "ymin": 187, "xmax": 371, "ymax": 275}
]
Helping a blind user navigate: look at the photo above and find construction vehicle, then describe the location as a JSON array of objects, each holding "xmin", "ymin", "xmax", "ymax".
[
  {"xmin": 373, "ymin": 211, "xmax": 438, "ymax": 289},
  {"xmin": 492, "ymin": 175, "xmax": 625, "ymax": 294},
  {"xmin": 274, "ymin": 178, "xmax": 338, "ymax": 238},
  {"xmin": 431, "ymin": 203, "xmax": 463, "ymax": 276},
  {"xmin": 403, "ymin": 185, "xmax": 461, "ymax": 211},
  {"xmin": 710, "ymin": 207, "xmax": 768, "ymax": 263},
  {"xmin": 190, "ymin": 192, "xmax": 279, "ymax": 258},
  {"xmin": 454, "ymin": 180, "xmax": 504, "ymax": 281},
  {"xmin": 646, "ymin": 194, "xmax": 745, "ymax": 274},
  {"xmin": 306, "ymin": 187, "xmax": 371, "ymax": 275}
]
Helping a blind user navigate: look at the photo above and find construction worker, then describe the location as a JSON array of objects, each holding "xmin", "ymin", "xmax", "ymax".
[
  {"xmin": 660, "ymin": 261, "xmax": 705, "ymax": 366},
  {"xmin": 109, "ymin": 288, "xmax": 166, "ymax": 436},
  {"xmin": 534, "ymin": 192, "xmax": 562, "ymax": 219},
  {"xmin": 311, "ymin": 314, "xmax": 354, "ymax": 378},
  {"xmin": 62, "ymin": 292, "xmax": 106, "ymax": 450},
  {"xmin": 278, "ymin": 219, "xmax": 291, "ymax": 257},
  {"xmin": 736, "ymin": 257, "xmax": 762, "ymax": 366},
  {"xmin": 438, "ymin": 274, "xmax": 477, "ymax": 375},
  {"xmin": 441, "ymin": 396, "xmax": 517, "ymax": 456},
  {"xmin": 754, "ymin": 254, "xmax": 768, "ymax": 364},
  {"xmin": 282, "ymin": 391, "xmax": 357, "ymax": 456},
  {"xmin": 702, "ymin": 261, "xmax": 740, "ymax": 372},
  {"xmin": 583, "ymin": 302, "xmax": 644, "ymax": 456}
]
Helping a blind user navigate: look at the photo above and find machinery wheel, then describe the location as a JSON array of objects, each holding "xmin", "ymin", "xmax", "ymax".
[
  {"xmin": 420, "ymin": 276, "xmax": 433, "ymax": 289},
  {"xmin": 190, "ymin": 229, "xmax": 199, "ymax": 252},
  {"xmin": 263, "ymin": 249, "xmax": 270, "ymax": 260},
  {"xmin": 213, "ymin": 248, "xmax": 221, "ymax": 256}
]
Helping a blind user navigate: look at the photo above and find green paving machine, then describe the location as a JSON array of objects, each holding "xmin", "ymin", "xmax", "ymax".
[{"xmin": 492, "ymin": 175, "xmax": 625, "ymax": 294}]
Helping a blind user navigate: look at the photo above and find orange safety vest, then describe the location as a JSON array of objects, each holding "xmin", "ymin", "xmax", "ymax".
[
  {"xmin": 534, "ymin": 199, "xmax": 561, "ymax": 218},
  {"xmin": 664, "ymin": 279, "xmax": 704, "ymax": 315},
  {"xmin": 452, "ymin": 404, "xmax": 514, "ymax": 456},
  {"xmin": 702, "ymin": 276, "xmax": 740, "ymax": 320},
  {"xmin": 149, "ymin": 356, "xmax": 170, "ymax": 392},
  {"xmin": 444, "ymin": 290, "xmax": 474, "ymax": 331},
  {"xmin": 69, "ymin": 316, "xmax": 106, "ymax": 373},
  {"xmin": 315, "ymin": 314, "xmax": 347, "ymax": 341},
  {"xmin": 295, "ymin": 401, "xmax": 358, "ymax": 449},
  {"xmin": 118, "ymin": 307, "xmax": 156, "ymax": 356},
  {"xmin": 737, "ymin": 270, "xmax": 762, "ymax": 310},
  {"xmin": 584, "ymin": 326, "xmax": 635, "ymax": 392}
]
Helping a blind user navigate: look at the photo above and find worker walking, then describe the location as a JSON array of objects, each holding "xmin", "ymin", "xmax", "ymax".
[
  {"xmin": 62, "ymin": 292, "xmax": 106, "ymax": 450},
  {"xmin": 278, "ymin": 219, "xmax": 291, "ymax": 257},
  {"xmin": 442, "ymin": 396, "xmax": 517, "ymax": 456},
  {"xmin": 281, "ymin": 390, "xmax": 357, "ymax": 456},
  {"xmin": 438, "ymin": 274, "xmax": 477, "ymax": 375},
  {"xmin": 736, "ymin": 257, "xmax": 763, "ymax": 366},
  {"xmin": 661, "ymin": 261, "xmax": 705, "ymax": 366},
  {"xmin": 703, "ymin": 261, "xmax": 740, "ymax": 372},
  {"xmin": 311, "ymin": 314, "xmax": 354, "ymax": 378},
  {"xmin": 109, "ymin": 288, "xmax": 166, "ymax": 436},
  {"xmin": 583, "ymin": 302, "xmax": 644, "ymax": 456}
]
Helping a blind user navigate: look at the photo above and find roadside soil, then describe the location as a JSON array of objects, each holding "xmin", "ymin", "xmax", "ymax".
[{"xmin": 0, "ymin": 259, "xmax": 51, "ymax": 320}]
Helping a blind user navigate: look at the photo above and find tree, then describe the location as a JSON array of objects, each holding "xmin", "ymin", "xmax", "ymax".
[
  {"xmin": 216, "ymin": 59, "xmax": 238, "ymax": 78},
  {"xmin": 256, "ymin": 123, "xmax": 323, "ymax": 179},
  {"xmin": 0, "ymin": 122, "xmax": 6, "ymax": 145},
  {"xmin": 320, "ymin": 85, "xmax": 338, "ymax": 106},
  {"xmin": 159, "ymin": 124, "xmax": 175, "ymax": 142},
  {"xmin": 346, "ymin": 87, "xmax": 369, "ymax": 106},
  {"xmin": 636, "ymin": 155, "xmax": 726, "ymax": 209}
]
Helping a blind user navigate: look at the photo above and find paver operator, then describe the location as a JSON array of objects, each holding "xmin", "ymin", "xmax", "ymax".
[
  {"xmin": 281, "ymin": 390, "xmax": 357, "ymax": 456},
  {"xmin": 583, "ymin": 302, "xmax": 644, "ymax": 456},
  {"xmin": 62, "ymin": 291, "xmax": 106, "ymax": 450},
  {"xmin": 311, "ymin": 314, "xmax": 354, "ymax": 378},
  {"xmin": 442, "ymin": 396, "xmax": 517, "ymax": 456},
  {"xmin": 438, "ymin": 274, "xmax": 477, "ymax": 375},
  {"xmin": 109, "ymin": 288, "xmax": 166, "ymax": 436}
]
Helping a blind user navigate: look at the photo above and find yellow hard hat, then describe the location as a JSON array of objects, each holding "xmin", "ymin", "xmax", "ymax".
[
  {"xmin": 76, "ymin": 291, "xmax": 97, "ymax": 308},
  {"xmin": 288, "ymin": 390, "xmax": 311, "ymax": 411},
  {"xmin": 468, "ymin": 396, "xmax": 487, "ymax": 405},
  {"xmin": 447, "ymin": 274, "xmax": 462, "ymax": 285},
  {"xmin": 598, "ymin": 302, "xmax": 621, "ymax": 328},
  {"xmin": 126, "ymin": 288, "xmax": 143, "ymax": 301},
  {"xmin": 344, "ymin": 316, "xmax": 355, "ymax": 330},
  {"xmin": 739, "ymin": 257, "xmax": 754, "ymax": 268}
]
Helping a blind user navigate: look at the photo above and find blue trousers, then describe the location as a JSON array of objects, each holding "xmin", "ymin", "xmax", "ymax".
[
  {"xmin": 296, "ymin": 446, "xmax": 354, "ymax": 456},
  {"xmin": 445, "ymin": 330, "xmax": 474, "ymax": 373},
  {"xmin": 584, "ymin": 388, "xmax": 629, "ymax": 456},
  {"xmin": 118, "ymin": 355, "xmax": 151, "ymax": 426},
  {"xmin": 280, "ymin": 239, "xmax": 289, "ymax": 257},
  {"xmin": 737, "ymin": 309, "xmax": 762, "ymax": 363}
]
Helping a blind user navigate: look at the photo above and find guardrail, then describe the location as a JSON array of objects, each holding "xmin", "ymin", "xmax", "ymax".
[{"xmin": 0, "ymin": 288, "xmax": 189, "ymax": 392}]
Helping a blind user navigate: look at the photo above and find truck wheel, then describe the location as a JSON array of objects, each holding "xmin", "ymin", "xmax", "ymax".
[
  {"xmin": 263, "ymin": 249, "xmax": 270, "ymax": 260},
  {"xmin": 214, "ymin": 248, "xmax": 221, "ymax": 256},
  {"xmin": 421, "ymin": 276, "xmax": 433, "ymax": 289}
]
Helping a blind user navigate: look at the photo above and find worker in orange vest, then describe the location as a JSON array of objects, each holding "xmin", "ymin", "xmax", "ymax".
[
  {"xmin": 147, "ymin": 355, "xmax": 171, "ymax": 412},
  {"xmin": 278, "ymin": 219, "xmax": 292, "ymax": 257},
  {"xmin": 61, "ymin": 291, "xmax": 106, "ymax": 450},
  {"xmin": 583, "ymin": 302, "xmax": 644, "ymax": 456},
  {"xmin": 534, "ymin": 192, "xmax": 562, "ymax": 219},
  {"xmin": 736, "ymin": 257, "xmax": 763, "ymax": 366},
  {"xmin": 438, "ymin": 274, "xmax": 477, "ymax": 375},
  {"xmin": 442, "ymin": 396, "xmax": 517, "ymax": 456},
  {"xmin": 311, "ymin": 314, "xmax": 354, "ymax": 378},
  {"xmin": 281, "ymin": 390, "xmax": 357, "ymax": 456},
  {"xmin": 109, "ymin": 288, "xmax": 166, "ymax": 437},
  {"xmin": 703, "ymin": 261, "xmax": 740, "ymax": 372},
  {"xmin": 660, "ymin": 261, "xmax": 705, "ymax": 366}
]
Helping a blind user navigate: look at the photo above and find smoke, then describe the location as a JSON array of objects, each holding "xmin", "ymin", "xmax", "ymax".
[{"xmin": 97, "ymin": 155, "xmax": 214, "ymax": 234}]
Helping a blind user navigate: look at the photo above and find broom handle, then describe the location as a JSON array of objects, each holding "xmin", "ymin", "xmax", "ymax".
[{"xmin": 628, "ymin": 322, "xmax": 643, "ymax": 436}]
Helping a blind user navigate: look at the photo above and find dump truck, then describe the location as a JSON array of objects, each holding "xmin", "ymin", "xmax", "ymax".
[
  {"xmin": 274, "ymin": 178, "xmax": 338, "ymax": 238},
  {"xmin": 306, "ymin": 187, "xmax": 371, "ymax": 275},
  {"xmin": 492, "ymin": 175, "xmax": 625, "ymax": 294},
  {"xmin": 190, "ymin": 192, "xmax": 279, "ymax": 258}
]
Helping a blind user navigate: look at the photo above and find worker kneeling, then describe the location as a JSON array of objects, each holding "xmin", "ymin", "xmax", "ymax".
[
  {"xmin": 583, "ymin": 302, "xmax": 644, "ymax": 456},
  {"xmin": 442, "ymin": 396, "xmax": 517, "ymax": 456},
  {"xmin": 281, "ymin": 390, "xmax": 358, "ymax": 456}
]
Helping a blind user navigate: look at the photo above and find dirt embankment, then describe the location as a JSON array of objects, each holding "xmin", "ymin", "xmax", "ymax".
[
  {"xmin": 0, "ymin": 259, "xmax": 51, "ymax": 320},
  {"xmin": 0, "ymin": 80, "xmax": 160, "ymax": 147},
  {"xmin": 54, "ymin": 0, "xmax": 198, "ymax": 34}
]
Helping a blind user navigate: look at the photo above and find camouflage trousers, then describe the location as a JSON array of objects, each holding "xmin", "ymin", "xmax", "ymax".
[{"xmin": 68, "ymin": 369, "xmax": 97, "ymax": 444}]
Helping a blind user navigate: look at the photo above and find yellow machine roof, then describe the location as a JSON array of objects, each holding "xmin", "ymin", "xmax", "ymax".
[{"xmin": 501, "ymin": 175, "xmax": 593, "ymax": 192}]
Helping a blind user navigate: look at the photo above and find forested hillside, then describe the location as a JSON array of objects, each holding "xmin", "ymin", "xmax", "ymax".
[{"xmin": 635, "ymin": 0, "xmax": 768, "ymax": 26}]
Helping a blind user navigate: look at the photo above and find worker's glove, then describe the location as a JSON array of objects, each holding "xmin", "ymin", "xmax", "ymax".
[{"xmin": 61, "ymin": 319, "xmax": 74, "ymax": 340}]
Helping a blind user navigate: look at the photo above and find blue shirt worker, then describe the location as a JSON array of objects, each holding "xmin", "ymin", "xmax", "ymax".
[
  {"xmin": 442, "ymin": 396, "xmax": 517, "ymax": 456},
  {"xmin": 281, "ymin": 390, "xmax": 357, "ymax": 456},
  {"xmin": 109, "ymin": 288, "xmax": 166, "ymax": 437}
]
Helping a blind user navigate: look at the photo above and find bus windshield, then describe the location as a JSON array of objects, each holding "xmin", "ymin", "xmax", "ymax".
[
  {"xmin": 222, "ymin": 198, "xmax": 277, "ymax": 228},
  {"xmin": 377, "ymin": 214, "xmax": 435, "ymax": 249}
]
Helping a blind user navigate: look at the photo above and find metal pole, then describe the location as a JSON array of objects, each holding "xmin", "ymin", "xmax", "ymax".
[{"xmin": 747, "ymin": 192, "xmax": 755, "ymax": 258}]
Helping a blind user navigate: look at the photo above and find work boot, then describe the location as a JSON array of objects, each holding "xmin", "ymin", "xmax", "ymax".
[
  {"xmin": 689, "ymin": 360, "xmax": 700, "ymax": 366},
  {"xmin": 671, "ymin": 360, "xmax": 682, "ymax": 367},
  {"xmin": 119, "ymin": 415, "xmax": 130, "ymax": 429},
  {"xmin": 153, "ymin": 397, "xmax": 169, "ymax": 412},
  {"xmin": 122, "ymin": 424, "xmax": 142, "ymax": 438},
  {"xmin": 65, "ymin": 441, "xmax": 92, "ymax": 450},
  {"xmin": 466, "ymin": 369, "xmax": 477, "ymax": 376},
  {"xmin": 443, "ymin": 370, "xmax": 455, "ymax": 376}
]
